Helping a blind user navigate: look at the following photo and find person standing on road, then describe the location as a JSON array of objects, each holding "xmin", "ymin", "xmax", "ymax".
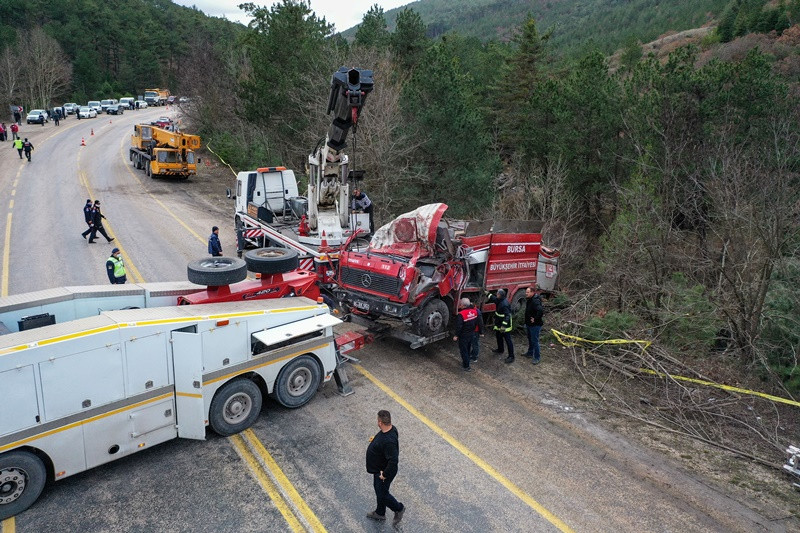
[
  {"xmin": 53, "ymin": 109, "xmax": 60, "ymax": 126},
  {"xmin": 22, "ymin": 138, "xmax": 33, "ymax": 161},
  {"xmin": 208, "ymin": 226, "xmax": 222, "ymax": 256},
  {"xmin": 13, "ymin": 109, "xmax": 20, "ymax": 125},
  {"xmin": 88, "ymin": 201, "xmax": 115, "ymax": 243},
  {"xmin": 489, "ymin": 289, "xmax": 515, "ymax": 364},
  {"xmin": 0, "ymin": 123, "xmax": 5, "ymax": 141},
  {"xmin": 470, "ymin": 301, "xmax": 485, "ymax": 363},
  {"xmin": 453, "ymin": 297, "xmax": 479, "ymax": 372},
  {"xmin": 351, "ymin": 187, "xmax": 375, "ymax": 234},
  {"xmin": 10, "ymin": 123, "xmax": 19, "ymax": 140},
  {"xmin": 106, "ymin": 248, "xmax": 126, "ymax": 284},
  {"xmin": 81, "ymin": 199, "xmax": 94, "ymax": 239},
  {"xmin": 524, "ymin": 287, "xmax": 545, "ymax": 364},
  {"xmin": 366, "ymin": 410, "xmax": 405, "ymax": 524},
  {"xmin": 13, "ymin": 138, "xmax": 23, "ymax": 158}
]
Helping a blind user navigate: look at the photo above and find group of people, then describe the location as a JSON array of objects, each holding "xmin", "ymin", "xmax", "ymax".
[
  {"xmin": 12, "ymin": 137, "xmax": 34, "ymax": 161},
  {"xmin": 81, "ymin": 199, "xmax": 115, "ymax": 244},
  {"xmin": 0, "ymin": 122, "xmax": 19, "ymax": 141},
  {"xmin": 454, "ymin": 287, "xmax": 545, "ymax": 371}
]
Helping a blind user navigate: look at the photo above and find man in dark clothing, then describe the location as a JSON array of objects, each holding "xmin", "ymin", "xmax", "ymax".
[
  {"xmin": 524, "ymin": 287, "xmax": 545, "ymax": 364},
  {"xmin": 81, "ymin": 199, "xmax": 94, "ymax": 239},
  {"xmin": 489, "ymin": 289, "xmax": 515, "ymax": 364},
  {"xmin": 365, "ymin": 410, "xmax": 405, "ymax": 524},
  {"xmin": 208, "ymin": 226, "xmax": 222, "ymax": 256},
  {"xmin": 13, "ymin": 109, "xmax": 21, "ymax": 125},
  {"xmin": 22, "ymin": 139, "xmax": 33, "ymax": 161},
  {"xmin": 53, "ymin": 110, "xmax": 60, "ymax": 126},
  {"xmin": 88, "ymin": 201, "xmax": 115, "ymax": 243},
  {"xmin": 453, "ymin": 297, "xmax": 479, "ymax": 371},
  {"xmin": 351, "ymin": 188, "xmax": 374, "ymax": 234},
  {"xmin": 106, "ymin": 248, "xmax": 126, "ymax": 284}
]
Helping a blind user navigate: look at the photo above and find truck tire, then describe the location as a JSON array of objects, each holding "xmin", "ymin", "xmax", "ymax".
[
  {"xmin": 208, "ymin": 379, "xmax": 263, "ymax": 436},
  {"xmin": 274, "ymin": 355, "xmax": 321, "ymax": 408},
  {"xmin": 510, "ymin": 289, "xmax": 526, "ymax": 330},
  {"xmin": 415, "ymin": 298, "xmax": 450, "ymax": 337},
  {"xmin": 244, "ymin": 247, "xmax": 299, "ymax": 275},
  {"xmin": 0, "ymin": 450, "xmax": 47, "ymax": 520},
  {"xmin": 187, "ymin": 257, "xmax": 247, "ymax": 286}
]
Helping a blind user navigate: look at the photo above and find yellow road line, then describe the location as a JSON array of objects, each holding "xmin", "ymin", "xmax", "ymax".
[
  {"xmin": 354, "ymin": 364, "xmax": 575, "ymax": 533},
  {"xmin": 242, "ymin": 429, "xmax": 327, "ymax": 533},
  {"xmin": 76, "ymin": 169, "xmax": 144, "ymax": 283},
  {"xmin": 1, "ymin": 517, "xmax": 15, "ymax": 533},
  {"xmin": 119, "ymin": 136, "xmax": 206, "ymax": 245},
  {"xmin": 1, "ymin": 213, "xmax": 10, "ymax": 297},
  {"xmin": 230, "ymin": 434, "xmax": 305, "ymax": 533}
]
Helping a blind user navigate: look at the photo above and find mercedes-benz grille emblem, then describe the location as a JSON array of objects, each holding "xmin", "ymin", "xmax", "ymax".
[{"xmin": 360, "ymin": 274, "xmax": 372, "ymax": 288}]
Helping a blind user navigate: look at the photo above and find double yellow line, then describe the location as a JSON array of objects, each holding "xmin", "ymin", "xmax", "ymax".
[{"xmin": 231, "ymin": 430, "xmax": 327, "ymax": 532}]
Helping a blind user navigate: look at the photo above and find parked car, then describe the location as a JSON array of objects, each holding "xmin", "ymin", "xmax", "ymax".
[
  {"xmin": 87, "ymin": 100, "xmax": 102, "ymax": 114},
  {"xmin": 106, "ymin": 104, "xmax": 124, "ymax": 115},
  {"xmin": 151, "ymin": 117, "xmax": 173, "ymax": 128},
  {"xmin": 63, "ymin": 103, "xmax": 79, "ymax": 114},
  {"xmin": 26, "ymin": 109, "xmax": 49, "ymax": 124},
  {"xmin": 178, "ymin": 96, "xmax": 189, "ymax": 104},
  {"xmin": 134, "ymin": 100, "xmax": 148, "ymax": 109},
  {"xmin": 167, "ymin": 95, "xmax": 176, "ymax": 105},
  {"xmin": 78, "ymin": 106, "xmax": 97, "ymax": 119},
  {"xmin": 119, "ymin": 97, "xmax": 135, "ymax": 109},
  {"xmin": 100, "ymin": 99, "xmax": 117, "ymax": 112}
]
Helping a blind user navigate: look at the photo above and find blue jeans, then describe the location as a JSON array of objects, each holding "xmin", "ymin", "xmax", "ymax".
[{"xmin": 526, "ymin": 325, "xmax": 541, "ymax": 361}]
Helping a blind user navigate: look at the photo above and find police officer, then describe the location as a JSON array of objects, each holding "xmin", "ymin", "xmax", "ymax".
[
  {"xmin": 81, "ymin": 199, "xmax": 94, "ymax": 239},
  {"xmin": 22, "ymin": 138, "xmax": 33, "ymax": 161},
  {"xmin": 351, "ymin": 188, "xmax": 374, "ymax": 234},
  {"xmin": 88, "ymin": 200, "xmax": 115, "ymax": 243},
  {"xmin": 453, "ymin": 297, "xmax": 479, "ymax": 372},
  {"xmin": 489, "ymin": 289, "xmax": 515, "ymax": 364},
  {"xmin": 106, "ymin": 248, "xmax": 126, "ymax": 284}
]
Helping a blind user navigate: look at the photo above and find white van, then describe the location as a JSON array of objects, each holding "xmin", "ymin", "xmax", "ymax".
[
  {"xmin": 119, "ymin": 97, "xmax": 135, "ymax": 109},
  {"xmin": 100, "ymin": 99, "xmax": 118, "ymax": 112},
  {"xmin": 87, "ymin": 101, "xmax": 102, "ymax": 114}
]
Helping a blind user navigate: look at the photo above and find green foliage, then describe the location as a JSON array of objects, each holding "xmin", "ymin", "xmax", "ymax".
[
  {"xmin": 355, "ymin": 4, "xmax": 390, "ymax": 49},
  {"xmin": 580, "ymin": 311, "xmax": 640, "ymax": 341},
  {"xmin": 390, "ymin": 8, "xmax": 429, "ymax": 69},
  {"xmin": 716, "ymin": 0, "xmax": 793, "ymax": 42},
  {"xmin": 760, "ymin": 260, "xmax": 800, "ymax": 394},
  {"xmin": 658, "ymin": 273, "xmax": 722, "ymax": 351}
]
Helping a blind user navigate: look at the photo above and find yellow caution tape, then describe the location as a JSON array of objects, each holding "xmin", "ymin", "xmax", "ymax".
[
  {"xmin": 551, "ymin": 329, "xmax": 800, "ymax": 409},
  {"xmin": 551, "ymin": 329, "xmax": 651, "ymax": 350}
]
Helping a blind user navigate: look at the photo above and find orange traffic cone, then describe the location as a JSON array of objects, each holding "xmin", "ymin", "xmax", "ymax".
[
  {"xmin": 90, "ymin": 128, "xmax": 94, "ymax": 136},
  {"xmin": 81, "ymin": 137, "xmax": 85, "ymax": 146},
  {"xmin": 320, "ymin": 230, "xmax": 329, "ymax": 251}
]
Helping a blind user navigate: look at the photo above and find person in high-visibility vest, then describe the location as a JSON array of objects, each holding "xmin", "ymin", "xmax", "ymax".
[
  {"xmin": 106, "ymin": 248, "xmax": 127, "ymax": 284},
  {"xmin": 489, "ymin": 289, "xmax": 515, "ymax": 364}
]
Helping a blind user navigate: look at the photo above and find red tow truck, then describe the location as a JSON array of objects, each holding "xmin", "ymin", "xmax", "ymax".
[{"xmin": 333, "ymin": 203, "xmax": 559, "ymax": 347}]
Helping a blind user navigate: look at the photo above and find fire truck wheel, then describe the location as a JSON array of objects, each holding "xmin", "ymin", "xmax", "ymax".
[
  {"xmin": 0, "ymin": 450, "xmax": 47, "ymax": 520},
  {"xmin": 244, "ymin": 247, "xmax": 299, "ymax": 274},
  {"xmin": 510, "ymin": 290, "xmax": 526, "ymax": 330},
  {"xmin": 274, "ymin": 355, "xmax": 321, "ymax": 408},
  {"xmin": 208, "ymin": 379, "xmax": 263, "ymax": 436},
  {"xmin": 187, "ymin": 257, "xmax": 248, "ymax": 286},
  {"xmin": 415, "ymin": 299, "xmax": 450, "ymax": 337}
]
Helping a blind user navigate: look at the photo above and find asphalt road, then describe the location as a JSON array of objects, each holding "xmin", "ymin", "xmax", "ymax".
[{"xmin": 0, "ymin": 114, "xmax": 794, "ymax": 532}]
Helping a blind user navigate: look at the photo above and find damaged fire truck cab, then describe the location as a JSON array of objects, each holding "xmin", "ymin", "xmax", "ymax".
[{"xmin": 335, "ymin": 203, "xmax": 559, "ymax": 346}]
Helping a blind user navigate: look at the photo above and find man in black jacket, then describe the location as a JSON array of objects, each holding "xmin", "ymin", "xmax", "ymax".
[
  {"xmin": 81, "ymin": 199, "xmax": 94, "ymax": 239},
  {"xmin": 524, "ymin": 287, "xmax": 544, "ymax": 364},
  {"xmin": 88, "ymin": 201, "xmax": 115, "ymax": 244},
  {"xmin": 453, "ymin": 297, "xmax": 479, "ymax": 371},
  {"xmin": 365, "ymin": 410, "xmax": 405, "ymax": 524}
]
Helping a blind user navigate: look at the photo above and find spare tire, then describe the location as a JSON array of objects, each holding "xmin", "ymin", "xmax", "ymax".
[
  {"xmin": 244, "ymin": 247, "xmax": 299, "ymax": 274},
  {"xmin": 187, "ymin": 257, "xmax": 248, "ymax": 286}
]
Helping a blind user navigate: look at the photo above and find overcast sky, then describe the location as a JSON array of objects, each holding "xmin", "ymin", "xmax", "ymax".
[{"xmin": 173, "ymin": 1, "xmax": 412, "ymax": 33}]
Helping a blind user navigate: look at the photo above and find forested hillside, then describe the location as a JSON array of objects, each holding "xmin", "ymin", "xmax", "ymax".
[
  {"xmin": 0, "ymin": 0, "xmax": 241, "ymax": 104},
  {"xmin": 1, "ymin": 0, "xmax": 798, "ymax": 473}
]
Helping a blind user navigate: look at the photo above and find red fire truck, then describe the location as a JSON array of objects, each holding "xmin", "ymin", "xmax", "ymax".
[{"xmin": 334, "ymin": 203, "xmax": 560, "ymax": 347}]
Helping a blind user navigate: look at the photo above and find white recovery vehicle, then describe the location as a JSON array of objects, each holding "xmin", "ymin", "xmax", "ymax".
[
  {"xmin": 0, "ymin": 283, "xmax": 341, "ymax": 519},
  {"xmin": 228, "ymin": 67, "xmax": 374, "ymax": 273}
]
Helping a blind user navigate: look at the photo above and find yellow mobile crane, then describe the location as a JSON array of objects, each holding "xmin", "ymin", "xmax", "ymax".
[{"xmin": 130, "ymin": 124, "xmax": 201, "ymax": 180}]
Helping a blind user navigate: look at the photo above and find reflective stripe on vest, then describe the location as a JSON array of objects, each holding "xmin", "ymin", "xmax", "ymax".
[{"xmin": 110, "ymin": 256, "xmax": 125, "ymax": 278}]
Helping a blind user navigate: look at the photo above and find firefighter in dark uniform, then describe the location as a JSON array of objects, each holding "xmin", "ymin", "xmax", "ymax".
[
  {"xmin": 81, "ymin": 199, "xmax": 94, "ymax": 239},
  {"xmin": 453, "ymin": 297, "xmax": 479, "ymax": 372},
  {"xmin": 489, "ymin": 289, "xmax": 515, "ymax": 364}
]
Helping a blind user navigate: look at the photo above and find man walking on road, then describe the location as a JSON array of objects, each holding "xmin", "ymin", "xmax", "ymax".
[
  {"xmin": 22, "ymin": 138, "xmax": 33, "ymax": 161},
  {"xmin": 106, "ymin": 248, "xmax": 126, "ymax": 284},
  {"xmin": 13, "ymin": 138, "xmax": 23, "ymax": 159},
  {"xmin": 81, "ymin": 199, "xmax": 94, "ymax": 239},
  {"xmin": 489, "ymin": 289, "xmax": 515, "ymax": 364},
  {"xmin": 10, "ymin": 123, "xmax": 19, "ymax": 140},
  {"xmin": 365, "ymin": 410, "xmax": 405, "ymax": 525},
  {"xmin": 208, "ymin": 226, "xmax": 222, "ymax": 256},
  {"xmin": 524, "ymin": 287, "xmax": 545, "ymax": 364},
  {"xmin": 453, "ymin": 297, "xmax": 479, "ymax": 372},
  {"xmin": 88, "ymin": 201, "xmax": 115, "ymax": 243}
]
